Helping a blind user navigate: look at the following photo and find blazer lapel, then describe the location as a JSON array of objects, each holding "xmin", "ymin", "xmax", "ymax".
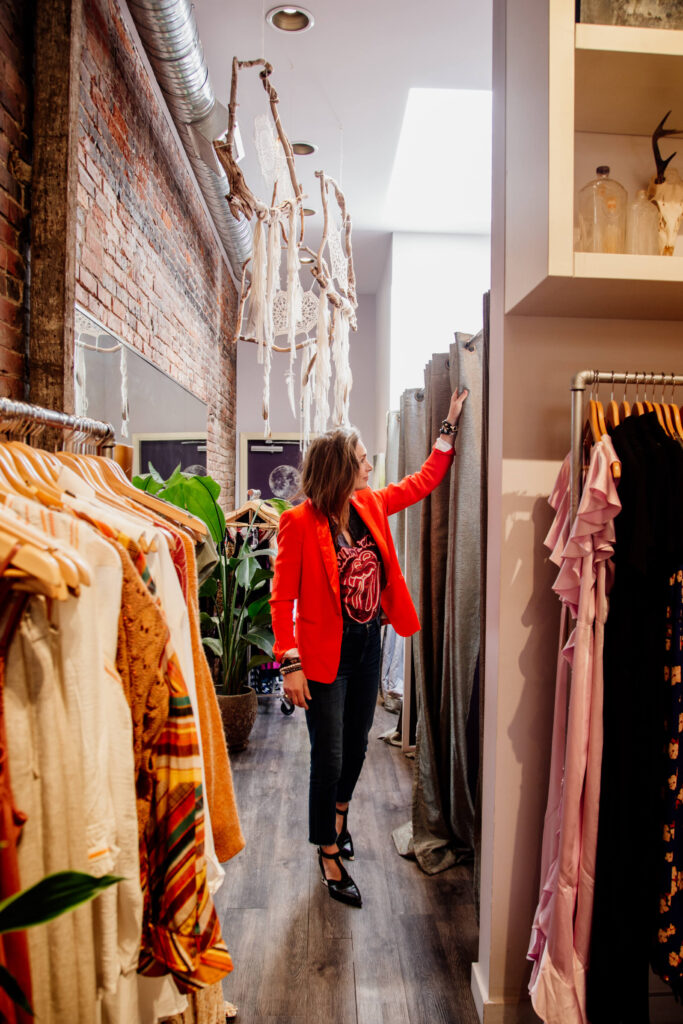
[
  {"xmin": 314, "ymin": 507, "xmax": 340, "ymax": 601},
  {"xmin": 350, "ymin": 494, "xmax": 390, "ymax": 573}
]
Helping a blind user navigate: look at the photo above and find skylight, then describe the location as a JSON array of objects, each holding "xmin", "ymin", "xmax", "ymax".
[{"xmin": 384, "ymin": 88, "xmax": 492, "ymax": 235}]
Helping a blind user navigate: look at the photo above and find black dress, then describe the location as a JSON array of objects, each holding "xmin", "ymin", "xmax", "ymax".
[{"xmin": 587, "ymin": 413, "xmax": 683, "ymax": 1023}]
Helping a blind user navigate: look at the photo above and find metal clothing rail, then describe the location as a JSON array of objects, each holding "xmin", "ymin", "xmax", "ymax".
[
  {"xmin": 570, "ymin": 369, "xmax": 683, "ymax": 525},
  {"xmin": 0, "ymin": 398, "xmax": 116, "ymax": 449}
]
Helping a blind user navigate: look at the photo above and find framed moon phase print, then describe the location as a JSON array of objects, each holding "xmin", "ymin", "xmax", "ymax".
[{"xmin": 239, "ymin": 433, "xmax": 305, "ymax": 505}]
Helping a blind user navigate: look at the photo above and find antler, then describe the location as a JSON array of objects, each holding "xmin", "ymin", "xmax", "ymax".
[{"xmin": 652, "ymin": 110, "xmax": 683, "ymax": 184}]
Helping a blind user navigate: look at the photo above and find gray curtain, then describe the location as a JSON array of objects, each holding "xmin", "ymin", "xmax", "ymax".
[{"xmin": 394, "ymin": 332, "xmax": 485, "ymax": 874}]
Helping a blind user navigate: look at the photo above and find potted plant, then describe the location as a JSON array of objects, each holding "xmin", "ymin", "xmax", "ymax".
[{"xmin": 133, "ymin": 466, "xmax": 283, "ymax": 750}]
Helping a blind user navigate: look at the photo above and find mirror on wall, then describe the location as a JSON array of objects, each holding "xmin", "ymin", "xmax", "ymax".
[{"xmin": 74, "ymin": 306, "xmax": 208, "ymax": 477}]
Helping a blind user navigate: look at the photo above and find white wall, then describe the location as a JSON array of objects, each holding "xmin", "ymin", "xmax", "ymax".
[
  {"xmin": 374, "ymin": 246, "xmax": 393, "ymax": 455},
  {"xmin": 389, "ymin": 232, "xmax": 491, "ymax": 406}
]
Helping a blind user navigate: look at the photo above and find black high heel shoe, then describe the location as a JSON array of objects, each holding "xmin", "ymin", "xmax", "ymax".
[
  {"xmin": 335, "ymin": 806, "xmax": 354, "ymax": 861},
  {"xmin": 318, "ymin": 848, "xmax": 362, "ymax": 908}
]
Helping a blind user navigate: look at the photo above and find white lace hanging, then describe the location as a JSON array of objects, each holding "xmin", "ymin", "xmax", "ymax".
[
  {"xmin": 74, "ymin": 336, "xmax": 88, "ymax": 417},
  {"xmin": 254, "ymin": 113, "xmax": 294, "ymax": 202},
  {"xmin": 120, "ymin": 343, "xmax": 130, "ymax": 438},
  {"xmin": 327, "ymin": 216, "xmax": 349, "ymax": 293},
  {"xmin": 313, "ymin": 287, "xmax": 331, "ymax": 432},
  {"xmin": 301, "ymin": 342, "xmax": 314, "ymax": 451},
  {"xmin": 285, "ymin": 203, "xmax": 302, "ymax": 418},
  {"xmin": 331, "ymin": 301, "xmax": 352, "ymax": 427},
  {"xmin": 245, "ymin": 216, "xmax": 267, "ymax": 361}
]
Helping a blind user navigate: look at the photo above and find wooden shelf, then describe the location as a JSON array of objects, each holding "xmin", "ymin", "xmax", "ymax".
[
  {"xmin": 506, "ymin": 254, "xmax": 683, "ymax": 319},
  {"xmin": 574, "ymin": 252, "xmax": 683, "ymax": 281},
  {"xmin": 575, "ymin": 25, "xmax": 683, "ymax": 135}
]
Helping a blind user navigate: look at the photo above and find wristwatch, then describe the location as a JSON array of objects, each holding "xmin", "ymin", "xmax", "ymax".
[{"xmin": 439, "ymin": 418, "xmax": 458, "ymax": 438}]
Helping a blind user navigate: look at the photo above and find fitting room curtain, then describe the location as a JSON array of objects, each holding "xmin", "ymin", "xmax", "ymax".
[{"xmin": 394, "ymin": 330, "xmax": 485, "ymax": 874}]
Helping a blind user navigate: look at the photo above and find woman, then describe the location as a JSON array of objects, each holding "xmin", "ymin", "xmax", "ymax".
[{"xmin": 271, "ymin": 387, "xmax": 468, "ymax": 908}]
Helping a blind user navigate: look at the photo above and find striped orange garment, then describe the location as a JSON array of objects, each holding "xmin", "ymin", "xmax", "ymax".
[
  {"xmin": 137, "ymin": 643, "xmax": 233, "ymax": 990},
  {"xmin": 113, "ymin": 534, "xmax": 233, "ymax": 991}
]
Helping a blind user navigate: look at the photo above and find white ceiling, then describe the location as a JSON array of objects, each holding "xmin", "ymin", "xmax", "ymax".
[{"xmin": 193, "ymin": 0, "xmax": 492, "ymax": 294}]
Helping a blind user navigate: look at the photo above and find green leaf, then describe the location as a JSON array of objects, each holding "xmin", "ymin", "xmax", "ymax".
[
  {"xmin": 247, "ymin": 652, "xmax": 272, "ymax": 671},
  {"xmin": 246, "ymin": 628, "xmax": 274, "ymax": 657},
  {"xmin": 247, "ymin": 594, "xmax": 271, "ymax": 618},
  {"xmin": 264, "ymin": 498, "xmax": 292, "ymax": 515},
  {"xmin": 164, "ymin": 464, "xmax": 185, "ymax": 488},
  {"xmin": 199, "ymin": 611, "xmax": 220, "ymax": 631},
  {"xmin": 199, "ymin": 577, "xmax": 218, "ymax": 599},
  {"xmin": 201, "ymin": 637, "xmax": 224, "ymax": 657},
  {"xmin": 189, "ymin": 475, "xmax": 221, "ymax": 501},
  {"xmin": 0, "ymin": 871, "xmax": 121, "ymax": 935},
  {"xmin": 132, "ymin": 474, "xmax": 163, "ymax": 495},
  {"xmin": 0, "ymin": 963, "xmax": 33, "ymax": 1016},
  {"xmin": 147, "ymin": 462, "xmax": 166, "ymax": 484},
  {"xmin": 235, "ymin": 556, "xmax": 258, "ymax": 589},
  {"xmin": 161, "ymin": 477, "xmax": 226, "ymax": 545},
  {"xmin": 250, "ymin": 567, "xmax": 274, "ymax": 587}
]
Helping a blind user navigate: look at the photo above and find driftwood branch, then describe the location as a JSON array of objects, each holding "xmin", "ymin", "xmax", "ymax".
[{"xmin": 215, "ymin": 57, "xmax": 304, "ymax": 232}]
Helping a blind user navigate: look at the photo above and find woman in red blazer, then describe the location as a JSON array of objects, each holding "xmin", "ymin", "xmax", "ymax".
[{"xmin": 271, "ymin": 387, "xmax": 468, "ymax": 908}]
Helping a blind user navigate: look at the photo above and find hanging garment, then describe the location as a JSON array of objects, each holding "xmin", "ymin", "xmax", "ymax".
[
  {"xmin": 176, "ymin": 532, "xmax": 244, "ymax": 863},
  {"xmin": 528, "ymin": 435, "xmax": 621, "ymax": 1024},
  {"xmin": 651, "ymin": 562, "xmax": 683, "ymax": 997},
  {"xmin": 587, "ymin": 413, "xmax": 683, "ymax": 1023},
  {"xmin": 2, "ymin": 493, "xmax": 143, "ymax": 999},
  {"xmin": 112, "ymin": 540, "xmax": 233, "ymax": 992},
  {"xmin": 0, "ymin": 592, "xmax": 32, "ymax": 1024},
  {"xmin": 5, "ymin": 596, "xmax": 99, "ymax": 1024}
]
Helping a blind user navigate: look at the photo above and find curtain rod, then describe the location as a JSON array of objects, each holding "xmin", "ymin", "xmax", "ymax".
[
  {"xmin": 570, "ymin": 369, "xmax": 683, "ymax": 525},
  {"xmin": 0, "ymin": 398, "xmax": 116, "ymax": 447}
]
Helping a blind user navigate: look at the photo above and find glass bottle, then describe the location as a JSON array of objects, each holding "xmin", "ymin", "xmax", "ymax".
[
  {"xmin": 577, "ymin": 165, "xmax": 627, "ymax": 254},
  {"xmin": 625, "ymin": 190, "xmax": 659, "ymax": 255}
]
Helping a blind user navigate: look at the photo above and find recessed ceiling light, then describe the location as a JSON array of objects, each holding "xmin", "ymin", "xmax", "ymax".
[
  {"xmin": 266, "ymin": 6, "xmax": 314, "ymax": 32},
  {"xmin": 303, "ymin": 207, "xmax": 315, "ymax": 217},
  {"xmin": 292, "ymin": 141, "xmax": 317, "ymax": 156},
  {"xmin": 300, "ymin": 255, "xmax": 315, "ymax": 264}
]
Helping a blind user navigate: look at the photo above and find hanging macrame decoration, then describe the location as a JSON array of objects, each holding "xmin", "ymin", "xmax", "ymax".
[{"xmin": 214, "ymin": 57, "xmax": 358, "ymax": 443}]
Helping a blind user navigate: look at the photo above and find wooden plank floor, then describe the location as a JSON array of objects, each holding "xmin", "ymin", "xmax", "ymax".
[{"xmin": 215, "ymin": 699, "xmax": 480, "ymax": 1024}]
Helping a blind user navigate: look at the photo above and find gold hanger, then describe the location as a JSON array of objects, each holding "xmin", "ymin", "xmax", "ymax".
[{"xmin": 606, "ymin": 372, "xmax": 620, "ymax": 430}]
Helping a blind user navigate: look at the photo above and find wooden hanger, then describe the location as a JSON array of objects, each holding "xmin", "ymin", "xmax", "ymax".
[
  {"xmin": 89, "ymin": 455, "xmax": 208, "ymax": 540},
  {"xmin": 605, "ymin": 374, "xmax": 620, "ymax": 430},
  {"xmin": 0, "ymin": 502, "xmax": 92, "ymax": 596},
  {"xmin": 224, "ymin": 498, "xmax": 281, "ymax": 529},
  {"xmin": 5, "ymin": 442, "xmax": 65, "ymax": 506}
]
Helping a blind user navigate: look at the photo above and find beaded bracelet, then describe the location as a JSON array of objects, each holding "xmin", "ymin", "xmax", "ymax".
[{"xmin": 281, "ymin": 661, "xmax": 302, "ymax": 676}]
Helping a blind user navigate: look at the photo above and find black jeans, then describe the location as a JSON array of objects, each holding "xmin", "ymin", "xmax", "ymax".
[{"xmin": 305, "ymin": 617, "xmax": 382, "ymax": 846}]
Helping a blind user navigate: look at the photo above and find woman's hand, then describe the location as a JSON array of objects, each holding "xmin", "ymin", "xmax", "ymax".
[
  {"xmin": 283, "ymin": 669, "xmax": 311, "ymax": 709},
  {"xmin": 446, "ymin": 387, "xmax": 469, "ymax": 425}
]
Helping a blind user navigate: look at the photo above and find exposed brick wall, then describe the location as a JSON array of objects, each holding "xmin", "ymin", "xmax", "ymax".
[
  {"xmin": 0, "ymin": 0, "xmax": 32, "ymax": 400},
  {"xmin": 76, "ymin": 0, "xmax": 238, "ymax": 503}
]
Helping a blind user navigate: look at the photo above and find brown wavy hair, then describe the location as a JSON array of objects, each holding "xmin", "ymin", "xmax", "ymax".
[{"xmin": 300, "ymin": 427, "xmax": 361, "ymax": 533}]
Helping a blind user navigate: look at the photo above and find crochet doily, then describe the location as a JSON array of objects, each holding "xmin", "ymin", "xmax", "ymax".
[
  {"xmin": 273, "ymin": 287, "xmax": 318, "ymax": 337},
  {"xmin": 254, "ymin": 113, "xmax": 293, "ymax": 202},
  {"xmin": 327, "ymin": 219, "xmax": 348, "ymax": 292}
]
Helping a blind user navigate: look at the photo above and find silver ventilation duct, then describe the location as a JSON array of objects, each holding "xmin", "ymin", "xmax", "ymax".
[{"xmin": 126, "ymin": 0, "xmax": 252, "ymax": 277}]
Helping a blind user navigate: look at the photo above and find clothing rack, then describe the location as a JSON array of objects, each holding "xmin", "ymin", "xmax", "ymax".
[
  {"xmin": 570, "ymin": 369, "xmax": 683, "ymax": 524},
  {"xmin": 0, "ymin": 398, "xmax": 115, "ymax": 449}
]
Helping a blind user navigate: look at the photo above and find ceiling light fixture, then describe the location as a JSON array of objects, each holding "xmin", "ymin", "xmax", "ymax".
[
  {"xmin": 266, "ymin": 6, "xmax": 314, "ymax": 32},
  {"xmin": 303, "ymin": 207, "xmax": 316, "ymax": 216},
  {"xmin": 300, "ymin": 255, "xmax": 315, "ymax": 264},
  {"xmin": 292, "ymin": 141, "xmax": 317, "ymax": 156}
]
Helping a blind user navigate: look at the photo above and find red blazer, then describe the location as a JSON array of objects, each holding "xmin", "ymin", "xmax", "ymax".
[{"xmin": 271, "ymin": 445, "xmax": 454, "ymax": 683}]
